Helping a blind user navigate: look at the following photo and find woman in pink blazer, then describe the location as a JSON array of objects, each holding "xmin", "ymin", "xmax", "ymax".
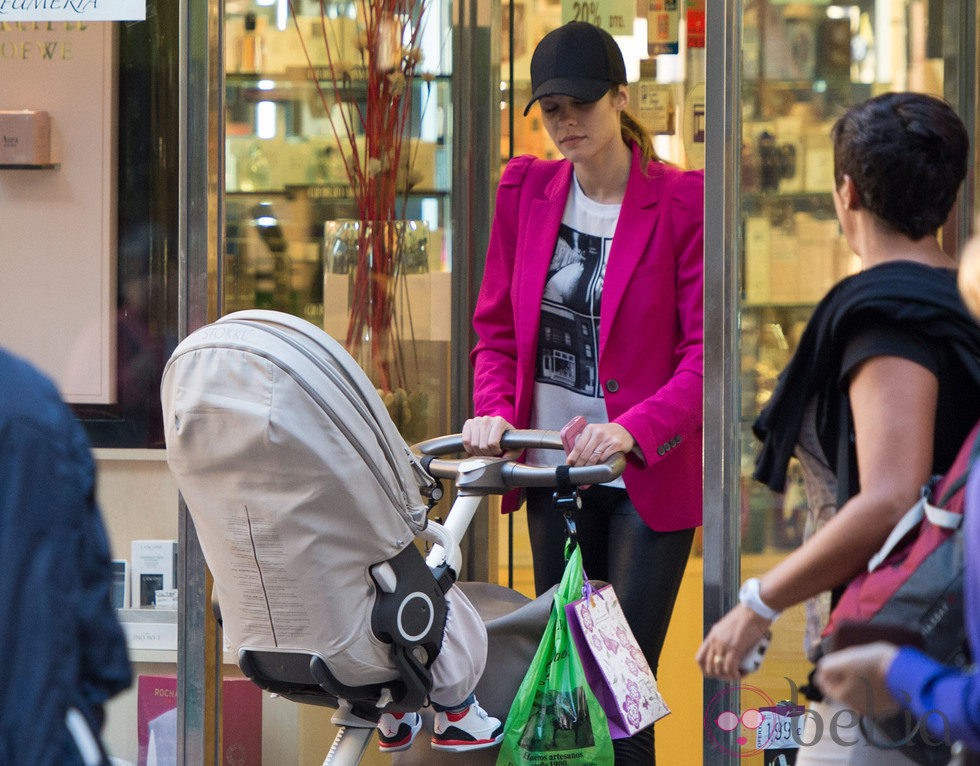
[{"xmin": 463, "ymin": 22, "xmax": 704, "ymax": 765}]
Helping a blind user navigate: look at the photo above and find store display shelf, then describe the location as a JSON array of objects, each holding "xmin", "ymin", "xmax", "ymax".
[
  {"xmin": 129, "ymin": 650, "xmax": 240, "ymax": 666},
  {"xmin": 93, "ymin": 448, "xmax": 168, "ymax": 462},
  {"xmin": 226, "ymin": 184, "xmax": 449, "ymax": 200},
  {"xmin": 742, "ymin": 300, "xmax": 818, "ymax": 310},
  {"xmin": 742, "ymin": 193, "xmax": 837, "ymax": 219},
  {"xmin": 226, "ymin": 69, "xmax": 451, "ymax": 85},
  {"xmin": 119, "ymin": 608, "xmax": 177, "ymax": 652},
  {"xmin": 0, "ymin": 162, "xmax": 60, "ymax": 170},
  {"xmin": 128, "ymin": 648, "xmax": 239, "ymax": 665},
  {"xmin": 743, "ymin": 191, "xmax": 831, "ymax": 204},
  {"xmin": 120, "ymin": 609, "xmax": 242, "ymax": 664},
  {"xmin": 129, "ymin": 648, "xmax": 178, "ymax": 664}
]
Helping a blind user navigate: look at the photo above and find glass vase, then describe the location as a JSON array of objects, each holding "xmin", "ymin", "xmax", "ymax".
[{"xmin": 322, "ymin": 219, "xmax": 432, "ymax": 440}]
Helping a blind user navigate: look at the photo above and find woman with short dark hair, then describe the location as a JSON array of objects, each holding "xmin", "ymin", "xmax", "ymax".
[
  {"xmin": 698, "ymin": 91, "xmax": 980, "ymax": 764},
  {"xmin": 830, "ymin": 92, "xmax": 969, "ymax": 240}
]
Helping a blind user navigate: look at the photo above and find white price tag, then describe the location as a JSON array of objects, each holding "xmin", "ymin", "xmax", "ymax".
[
  {"xmin": 154, "ymin": 589, "xmax": 179, "ymax": 610},
  {"xmin": 755, "ymin": 705, "xmax": 805, "ymax": 750},
  {"xmin": 637, "ymin": 82, "xmax": 674, "ymax": 134}
]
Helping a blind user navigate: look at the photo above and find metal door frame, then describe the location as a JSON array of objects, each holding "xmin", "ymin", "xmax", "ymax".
[{"xmin": 702, "ymin": 2, "xmax": 742, "ymax": 763}]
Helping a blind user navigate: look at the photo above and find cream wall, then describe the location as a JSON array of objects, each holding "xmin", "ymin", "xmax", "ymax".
[
  {"xmin": 95, "ymin": 452, "xmax": 316, "ymax": 764},
  {"xmin": 94, "ymin": 451, "xmax": 179, "ymax": 559}
]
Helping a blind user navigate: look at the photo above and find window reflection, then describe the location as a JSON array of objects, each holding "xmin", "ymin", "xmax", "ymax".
[{"xmin": 72, "ymin": 11, "xmax": 180, "ymax": 449}]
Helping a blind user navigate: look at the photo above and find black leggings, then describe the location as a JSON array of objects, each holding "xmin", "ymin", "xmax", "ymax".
[{"xmin": 525, "ymin": 486, "xmax": 696, "ymax": 766}]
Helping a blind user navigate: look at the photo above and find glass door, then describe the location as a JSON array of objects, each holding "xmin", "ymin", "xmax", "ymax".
[
  {"xmin": 704, "ymin": 1, "xmax": 977, "ymax": 763},
  {"xmin": 497, "ymin": 5, "xmax": 708, "ymax": 763},
  {"xmin": 214, "ymin": 0, "xmax": 458, "ymax": 761},
  {"xmin": 222, "ymin": 0, "xmax": 455, "ymax": 445}
]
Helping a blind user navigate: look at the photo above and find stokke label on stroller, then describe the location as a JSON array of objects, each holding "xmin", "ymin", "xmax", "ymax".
[{"xmin": 162, "ymin": 310, "xmax": 442, "ymax": 688}]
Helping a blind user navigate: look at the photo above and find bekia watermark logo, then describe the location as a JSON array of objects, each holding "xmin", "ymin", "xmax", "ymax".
[
  {"xmin": 705, "ymin": 678, "xmax": 956, "ymax": 759},
  {"xmin": 704, "ymin": 682, "xmax": 783, "ymax": 758}
]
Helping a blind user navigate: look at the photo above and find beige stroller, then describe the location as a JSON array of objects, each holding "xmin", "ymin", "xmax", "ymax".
[{"xmin": 160, "ymin": 310, "xmax": 623, "ymax": 765}]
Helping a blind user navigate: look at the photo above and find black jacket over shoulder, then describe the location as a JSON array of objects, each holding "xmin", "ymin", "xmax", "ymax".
[{"xmin": 753, "ymin": 260, "xmax": 980, "ymax": 494}]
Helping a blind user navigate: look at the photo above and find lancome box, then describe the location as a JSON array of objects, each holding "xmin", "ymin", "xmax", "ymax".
[{"xmin": 131, "ymin": 539, "xmax": 177, "ymax": 608}]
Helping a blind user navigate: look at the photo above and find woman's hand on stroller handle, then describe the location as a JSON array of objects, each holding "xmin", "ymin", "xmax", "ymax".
[{"xmin": 411, "ymin": 429, "xmax": 626, "ymax": 492}]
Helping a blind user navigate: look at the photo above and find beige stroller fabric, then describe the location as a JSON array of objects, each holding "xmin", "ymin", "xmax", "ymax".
[
  {"xmin": 161, "ymin": 310, "xmax": 483, "ymax": 698},
  {"xmin": 430, "ymin": 588, "xmax": 488, "ymax": 707}
]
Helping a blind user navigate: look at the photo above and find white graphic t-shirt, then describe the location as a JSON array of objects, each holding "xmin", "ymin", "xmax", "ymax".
[{"xmin": 528, "ymin": 174, "xmax": 624, "ymax": 487}]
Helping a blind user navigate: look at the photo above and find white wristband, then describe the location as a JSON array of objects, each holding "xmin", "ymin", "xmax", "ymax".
[{"xmin": 739, "ymin": 578, "xmax": 780, "ymax": 621}]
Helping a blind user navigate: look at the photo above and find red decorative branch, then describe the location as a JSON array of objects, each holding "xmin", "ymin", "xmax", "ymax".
[{"xmin": 290, "ymin": 0, "xmax": 429, "ymax": 391}]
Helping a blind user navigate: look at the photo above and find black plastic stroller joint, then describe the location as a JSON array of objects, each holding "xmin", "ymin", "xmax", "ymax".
[
  {"xmin": 366, "ymin": 545, "xmax": 451, "ymax": 712},
  {"xmin": 419, "ymin": 475, "xmax": 445, "ymax": 509},
  {"xmin": 552, "ymin": 464, "xmax": 581, "ymax": 546},
  {"xmin": 237, "ymin": 648, "xmax": 384, "ymax": 723},
  {"xmin": 414, "ymin": 455, "xmax": 445, "ymax": 507}
]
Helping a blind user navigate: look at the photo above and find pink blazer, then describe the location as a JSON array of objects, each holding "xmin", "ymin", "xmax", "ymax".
[{"xmin": 471, "ymin": 145, "xmax": 704, "ymax": 531}]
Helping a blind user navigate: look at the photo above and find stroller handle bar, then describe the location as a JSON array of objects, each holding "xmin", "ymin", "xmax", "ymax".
[{"xmin": 411, "ymin": 429, "xmax": 626, "ymax": 492}]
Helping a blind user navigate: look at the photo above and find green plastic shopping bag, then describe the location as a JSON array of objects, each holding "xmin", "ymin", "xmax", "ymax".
[{"xmin": 496, "ymin": 542, "xmax": 614, "ymax": 766}]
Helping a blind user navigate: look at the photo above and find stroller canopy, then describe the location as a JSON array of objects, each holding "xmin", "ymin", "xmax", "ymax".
[{"xmin": 162, "ymin": 310, "xmax": 436, "ymax": 686}]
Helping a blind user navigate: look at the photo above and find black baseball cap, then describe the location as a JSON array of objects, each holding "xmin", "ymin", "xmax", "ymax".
[{"xmin": 524, "ymin": 22, "xmax": 628, "ymax": 116}]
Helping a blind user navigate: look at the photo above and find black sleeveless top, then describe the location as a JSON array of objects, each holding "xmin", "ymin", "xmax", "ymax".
[{"xmin": 754, "ymin": 261, "xmax": 980, "ymax": 494}]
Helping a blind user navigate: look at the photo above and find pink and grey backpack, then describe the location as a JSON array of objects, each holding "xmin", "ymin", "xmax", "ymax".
[{"xmin": 820, "ymin": 419, "xmax": 980, "ymax": 664}]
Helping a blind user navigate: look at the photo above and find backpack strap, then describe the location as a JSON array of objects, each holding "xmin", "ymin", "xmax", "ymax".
[
  {"xmin": 838, "ymin": 417, "xmax": 979, "ymax": 573},
  {"xmin": 866, "ymin": 492, "xmax": 964, "ymax": 572}
]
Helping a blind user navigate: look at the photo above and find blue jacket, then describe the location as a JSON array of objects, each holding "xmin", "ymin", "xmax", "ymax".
[{"xmin": 0, "ymin": 349, "xmax": 131, "ymax": 765}]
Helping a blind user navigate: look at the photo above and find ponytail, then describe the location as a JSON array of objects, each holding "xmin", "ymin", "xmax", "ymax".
[{"xmin": 611, "ymin": 83, "xmax": 660, "ymax": 169}]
